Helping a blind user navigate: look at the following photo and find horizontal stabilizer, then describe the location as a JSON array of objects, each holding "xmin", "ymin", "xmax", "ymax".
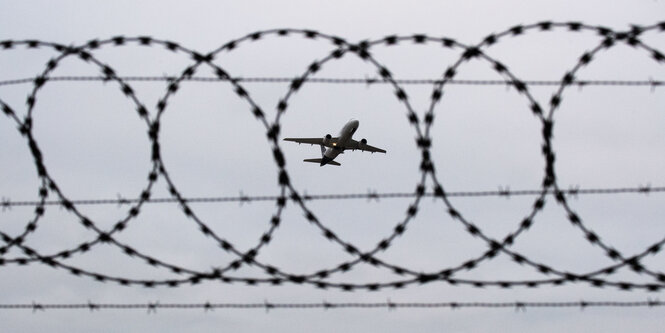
[{"xmin": 304, "ymin": 158, "xmax": 341, "ymax": 166}]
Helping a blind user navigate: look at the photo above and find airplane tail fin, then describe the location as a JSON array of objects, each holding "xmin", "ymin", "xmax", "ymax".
[{"xmin": 304, "ymin": 158, "xmax": 341, "ymax": 166}]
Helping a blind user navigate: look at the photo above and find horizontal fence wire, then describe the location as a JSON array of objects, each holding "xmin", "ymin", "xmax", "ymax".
[
  {"xmin": 2, "ymin": 185, "xmax": 663, "ymax": 208},
  {"xmin": 2, "ymin": 300, "xmax": 663, "ymax": 312},
  {"xmin": 0, "ymin": 76, "xmax": 663, "ymax": 87}
]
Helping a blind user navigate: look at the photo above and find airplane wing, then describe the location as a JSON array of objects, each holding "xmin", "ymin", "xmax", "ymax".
[
  {"xmin": 345, "ymin": 139, "xmax": 386, "ymax": 153},
  {"xmin": 283, "ymin": 138, "xmax": 324, "ymax": 145},
  {"xmin": 283, "ymin": 137, "xmax": 341, "ymax": 147}
]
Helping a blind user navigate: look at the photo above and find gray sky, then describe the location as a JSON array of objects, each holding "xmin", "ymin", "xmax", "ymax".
[{"xmin": 1, "ymin": 1, "xmax": 665, "ymax": 332}]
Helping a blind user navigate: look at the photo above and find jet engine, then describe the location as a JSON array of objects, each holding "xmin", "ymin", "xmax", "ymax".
[
  {"xmin": 358, "ymin": 138, "xmax": 368, "ymax": 149},
  {"xmin": 323, "ymin": 134, "xmax": 332, "ymax": 146}
]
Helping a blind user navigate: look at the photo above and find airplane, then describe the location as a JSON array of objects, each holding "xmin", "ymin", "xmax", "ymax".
[{"xmin": 283, "ymin": 119, "xmax": 386, "ymax": 166}]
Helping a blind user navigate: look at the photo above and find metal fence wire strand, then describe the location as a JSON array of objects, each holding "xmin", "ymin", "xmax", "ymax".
[
  {"xmin": 0, "ymin": 75, "xmax": 663, "ymax": 87},
  {"xmin": 1, "ymin": 300, "xmax": 664, "ymax": 312}
]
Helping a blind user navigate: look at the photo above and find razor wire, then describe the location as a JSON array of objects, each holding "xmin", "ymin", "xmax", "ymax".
[{"xmin": 1, "ymin": 21, "xmax": 665, "ymax": 291}]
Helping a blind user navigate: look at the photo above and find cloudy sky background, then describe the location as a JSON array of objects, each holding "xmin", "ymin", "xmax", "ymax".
[{"xmin": 1, "ymin": 1, "xmax": 665, "ymax": 331}]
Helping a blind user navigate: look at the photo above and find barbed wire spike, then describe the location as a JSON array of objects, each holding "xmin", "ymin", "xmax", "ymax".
[
  {"xmin": 498, "ymin": 186, "xmax": 511, "ymax": 199},
  {"xmin": 515, "ymin": 302, "xmax": 526, "ymax": 312},
  {"xmin": 116, "ymin": 193, "xmax": 130, "ymax": 207},
  {"xmin": 203, "ymin": 301, "xmax": 213, "ymax": 312},
  {"xmin": 387, "ymin": 298, "xmax": 396, "ymax": 311},
  {"xmin": 364, "ymin": 74, "xmax": 377, "ymax": 87},
  {"xmin": 87, "ymin": 300, "xmax": 99, "ymax": 312},
  {"xmin": 367, "ymin": 189, "xmax": 379, "ymax": 202},
  {"xmin": 568, "ymin": 185, "xmax": 580, "ymax": 199},
  {"xmin": 1, "ymin": 197, "xmax": 10, "ymax": 211},
  {"xmin": 646, "ymin": 297, "xmax": 660, "ymax": 307},
  {"xmin": 147, "ymin": 301, "xmax": 159, "ymax": 314},
  {"xmin": 264, "ymin": 299, "xmax": 274, "ymax": 314},
  {"xmin": 239, "ymin": 191, "xmax": 250, "ymax": 206},
  {"xmin": 163, "ymin": 73, "xmax": 176, "ymax": 83},
  {"xmin": 31, "ymin": 301, "xmax": 44, "ymax": 314},
  {"xmin": 450, "ymin": 302, "xmax": 459, "ymax": 311}
]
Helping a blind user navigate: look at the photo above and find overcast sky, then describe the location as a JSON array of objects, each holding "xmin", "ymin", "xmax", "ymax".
[{"xmin": 1, "ymin": 1, "xmax": 665, "ymax": 332}]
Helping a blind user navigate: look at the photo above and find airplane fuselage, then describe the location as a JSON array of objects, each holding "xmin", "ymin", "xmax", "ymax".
[{"xmin": 321, "ymin": 119, "xmax": 359, "ymax": 166}]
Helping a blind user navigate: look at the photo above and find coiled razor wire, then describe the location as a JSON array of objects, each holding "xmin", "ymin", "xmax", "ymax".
[{"xmin": 1, "ymin": 21, "xmax": 665, "ymax": 291}]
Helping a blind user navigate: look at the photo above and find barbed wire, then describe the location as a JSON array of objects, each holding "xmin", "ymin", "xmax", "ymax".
[
  {"xmin": 2, "ymin": 299, "xmax": 663, "ymax": 312},
  {"xmin": 0, "ymin": 75, "xmax": 662, "ymax": 88},
  {"xmin": 1, "ymin": 184, "xmax": 663, "ymax": 208},
  {"xmin": 2, "ymin": 21, "xmax": 665, "ymax": 291}
]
